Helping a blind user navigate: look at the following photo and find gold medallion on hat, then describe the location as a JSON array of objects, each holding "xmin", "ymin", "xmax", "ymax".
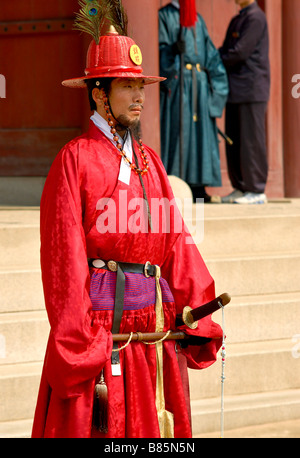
[{"xmin": 129, "ymin": 45, "xmax": 143, "ymax": 66}]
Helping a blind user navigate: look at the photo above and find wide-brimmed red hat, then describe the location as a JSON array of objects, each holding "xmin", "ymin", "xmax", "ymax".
[{"xmin": 62, "ymin": 28, "xmax": 165, "ymax": 88}]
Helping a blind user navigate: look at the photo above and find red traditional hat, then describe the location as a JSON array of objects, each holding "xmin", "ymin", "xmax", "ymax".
[{"xmin": 62, "ymin": 1, "xmax": 165, "ymax": 88}]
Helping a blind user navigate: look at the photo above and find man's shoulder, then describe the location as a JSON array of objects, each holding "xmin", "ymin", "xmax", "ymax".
[
  {"xmin": 59, "ymin": 132, "xmax": 89, "ymax": 157},
  {"xmin": 54, "ymin": 130, "xmax": 104, "ymax": 169},
  {"xmin": 247, "ymin": 2, "xmax": 267, "ymax": 21},
  {"xmin": 159, "ymin": 2, "xmax": 178, "ymax": 17},
  {"xmin": 61, "ymin": 127, "xmax": 107, "ymax": 153},
  {"xmin": 159, "ymin": 2, "xmax": 175, "ymax": 11},
  {"xmin": 235, "ymin": 3, "xmax": 267, "ymax": 32}
]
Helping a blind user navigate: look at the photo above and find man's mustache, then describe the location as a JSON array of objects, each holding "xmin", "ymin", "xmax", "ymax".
[{"xmin": 129, "ymin": 103, "xmax": 144, "ymax": 111}]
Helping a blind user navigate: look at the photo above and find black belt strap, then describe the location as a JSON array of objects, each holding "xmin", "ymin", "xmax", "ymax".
[
  {"xmin": 111, "ymin": 264, "xmax": 126, "ymax": 365},
  {"xmin": 88, "ymin": 259, "xmax": 157, "ymax": 277}
]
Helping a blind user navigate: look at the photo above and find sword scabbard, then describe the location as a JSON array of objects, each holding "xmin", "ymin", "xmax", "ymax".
[{"xmin": 176, "ymin": 292, "xmax": 231, "ymax": 329}]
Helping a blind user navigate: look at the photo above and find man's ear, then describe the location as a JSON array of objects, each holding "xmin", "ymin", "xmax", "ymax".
[{"xmin": 92, "ymin": 87, "xmax": 104, "ymax": 107}]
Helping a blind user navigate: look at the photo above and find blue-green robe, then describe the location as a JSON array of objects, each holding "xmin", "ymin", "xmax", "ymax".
[{"xmin": 159, "ymin": 4, "xmax": 228, "ymax": 186}]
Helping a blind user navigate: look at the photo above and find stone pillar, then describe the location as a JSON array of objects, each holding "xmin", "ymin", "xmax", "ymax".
[
  {"xmin": 264, "ymin": 0, "xmax": 284, "ymax": 197},
  {"xmin": 282, "ymin": 0, "xmax": 300, "ymax": 197}
]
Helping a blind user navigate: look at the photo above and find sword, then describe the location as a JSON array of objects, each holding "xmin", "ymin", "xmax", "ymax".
[
  {"xmin": 218, "ymin": 128, "xmax": 233, "ymax": 146},
  {"xmin": 112, "ymin": 293, "xmax": 231, "ymax": 342}
]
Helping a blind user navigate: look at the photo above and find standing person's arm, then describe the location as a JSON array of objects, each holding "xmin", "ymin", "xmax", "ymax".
[
  {"xmin": 200, "ymin": 16, "xmax": 229, "ymax": 118},
  {"xmin": 40, "ymin": 145, "xmax": 112, "ymax": 399},
  {"xmin": 219, "ymin": 13, "xmax": 267, "ymax": 67}
]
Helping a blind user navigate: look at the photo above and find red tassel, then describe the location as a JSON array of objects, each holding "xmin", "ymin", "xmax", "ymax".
[
  {"xmin": 179, "ymin": 0, "xmax": 197, "ymax": 28},
  {"xmin": 93, "ymin": 369, "xmax": 108, "ymax": 433}
]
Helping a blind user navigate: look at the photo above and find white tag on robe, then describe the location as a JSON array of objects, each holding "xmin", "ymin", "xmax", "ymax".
[
  {"xmin": 90, "ymin": 111, "xmax": 132, "ymax": 185},
  {"xmin": 118, "ymin": 155, "xmax": 132, "ymax": 185},
  {"xmin": 111, "ymin": 363, "xmax": 122, "ymax": 376}
]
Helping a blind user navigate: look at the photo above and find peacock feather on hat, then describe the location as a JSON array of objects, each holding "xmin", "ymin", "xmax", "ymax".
[{"xmin": 73, "ymin": 0, "xmax": 128, "ymax": 44}]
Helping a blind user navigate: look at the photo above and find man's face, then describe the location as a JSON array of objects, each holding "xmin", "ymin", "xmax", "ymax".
[
  {"xmin": 235, "ymin": 0, "xmax": 254, "ymax": 7},
  {"xmin": 108, "ymin": 78, "xmax": 145, "ymax": 130}
]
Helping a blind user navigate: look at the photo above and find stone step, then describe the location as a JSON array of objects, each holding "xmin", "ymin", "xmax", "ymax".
[
  {"xmin": 0, "ymin": 226, "xmax": 40, "ymax": 270},
  {"xmin": 1, "ymin": 417, "xmax": 300, "ymax": 439},
  {"xmin": 196, "ymin": 418, "xmax": 300, "ymax": 438},
  {"xmin": 1, "ymin": 412, "xmax": 300, "ymax": 439},
  {"xmin": 191, "ymin": 388, "xmax": 300, "ymax": 436},
  {"xmin": 188, "ymin": 338, "xmax": 300, "ymax": 400},
  {"xmin": 184, "ymin": 199, "xmax": 300, "ymax": 256},
  {"xmin": 195, "ymin": 213, "xmax": 300, "ymax": 257},
  {"xmin": 0, "ymin": 311, "xmax": 49, "ymax": 365},
  {"xmin": 211, "ymin": 291, "xmax": 300, "ymax": 344},
  {"xmin": 0, "ymin": 419, "xmax": 33, "ymax": 439},
  {"xmin": 0, "ymin": 267, "xmax": 44, "ymax": 313},
  {"xmin": 0, "ymin": 208, "xmax": 40, "ymax": 269},
  {"xmin": 0, "ymin": 362, "xmax": 42, "ymax": 423},
  {"xmin": 206, "ymin": 251, "xmax": 300, "ymax": 296}
]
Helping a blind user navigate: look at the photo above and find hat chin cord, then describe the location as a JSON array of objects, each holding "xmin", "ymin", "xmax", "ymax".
[
  {"xmin": 104, "ymin": 90, "xmax": 129, "ymax": 135},
  {"xmin": 105, "ymin": 90, "xmax": 142, "ymax": 142}
]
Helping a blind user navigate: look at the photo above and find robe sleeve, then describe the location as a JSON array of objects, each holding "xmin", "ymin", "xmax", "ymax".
[
  {"xmin": 40, "ymin": 143, "xmax": 112, "ymax": 399},
  {"xmin": 201, "ymin": 17, "xmax": 229, "ymax": 119},
  {"xmin": 159, "ymin": 8, "xmax": 180, "ymax": 89}
]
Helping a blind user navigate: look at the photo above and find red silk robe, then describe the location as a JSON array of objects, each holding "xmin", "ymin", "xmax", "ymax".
[{"xmin": 31, "ymin": 121, "xmax": 222, "ymax": 438}]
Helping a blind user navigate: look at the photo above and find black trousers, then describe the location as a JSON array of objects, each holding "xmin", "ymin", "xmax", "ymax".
[{"xmin": 225, "ymin": 102, "xmax": 268, "ymax": 194}]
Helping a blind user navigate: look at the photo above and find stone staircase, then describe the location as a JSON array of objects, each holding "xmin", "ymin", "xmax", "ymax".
[
  {"xmin": 0, "ymin": 208, "xmax": 47, "ymax": 438},
  {"xmin": 186, "ymin": 198, "xmax": 300, "ymax": 437},
  {"xmin": 0, "ymin": 198, "xmax": 300, "ymax": 438}
]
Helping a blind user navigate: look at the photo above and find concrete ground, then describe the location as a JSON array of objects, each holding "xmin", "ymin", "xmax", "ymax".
[{"xmin": 195, "ymin": 419, "xmax": 300, "ymax": 438}]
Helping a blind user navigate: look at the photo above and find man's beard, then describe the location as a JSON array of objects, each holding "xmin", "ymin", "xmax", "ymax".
[
  {"xmin": 116, "ymin": 116, "xmax": 142, "ymax": 141},
  {"xmin": 115, "ymin": 107, "xmax": 143, "ymax": 141}
]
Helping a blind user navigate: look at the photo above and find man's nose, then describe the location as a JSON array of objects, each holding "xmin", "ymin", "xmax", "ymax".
[{"xmin": 133, "ymin": 88, "xmax": 144, "ymax": 104}]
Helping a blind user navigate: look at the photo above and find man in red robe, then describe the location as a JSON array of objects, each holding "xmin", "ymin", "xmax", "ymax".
[{"xmin": 31, "ymin": 15, "xmax": 223, "ymax": 439}]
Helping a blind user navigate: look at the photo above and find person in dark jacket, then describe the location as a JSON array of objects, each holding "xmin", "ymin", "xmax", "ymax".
[{"xmin": 219, "ymin": 0, "xmax": 270, "ymax": 204}]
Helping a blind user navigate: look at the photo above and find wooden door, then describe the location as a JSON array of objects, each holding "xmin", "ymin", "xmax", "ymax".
[{"xmin": 0, "ymin": 0, "xmax": 87, "ymax": 176}]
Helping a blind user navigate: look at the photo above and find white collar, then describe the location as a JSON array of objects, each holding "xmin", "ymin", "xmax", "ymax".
[
  {"xmin": 90, "ymin": 110, "xmax": 132, "ymax": 185},
  {"xmin": 171, "ymin": 0, "xmax": 180, "ymax": 9}
]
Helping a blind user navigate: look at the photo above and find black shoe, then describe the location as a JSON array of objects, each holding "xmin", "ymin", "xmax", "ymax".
[{"xmin": 190, "ymin": 186, "xmax": 211, "ymax": 203}]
